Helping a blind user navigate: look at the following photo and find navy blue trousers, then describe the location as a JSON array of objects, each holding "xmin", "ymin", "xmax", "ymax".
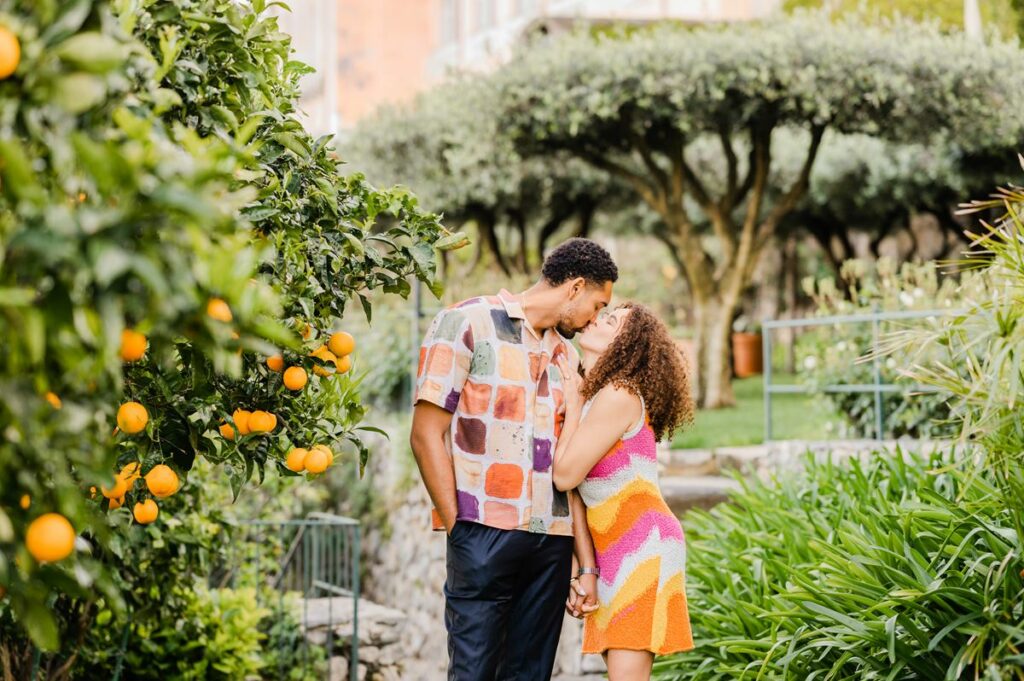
[{"xmin": 445, "ymin": 521, "xmax": 574, "ymax": 681}]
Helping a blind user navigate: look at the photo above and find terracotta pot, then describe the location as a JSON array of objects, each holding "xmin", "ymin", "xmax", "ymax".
[{"xmin": 731, "ymin": 332, "xmax": 763, "ymax": 378}]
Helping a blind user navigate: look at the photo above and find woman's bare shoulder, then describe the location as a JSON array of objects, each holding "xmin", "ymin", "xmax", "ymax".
[{"xmin": 592, "ymin": 384, "xmax": 642, "ymax": 414}]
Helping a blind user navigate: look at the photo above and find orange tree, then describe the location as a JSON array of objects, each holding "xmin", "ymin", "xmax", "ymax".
[{"xmin": 0, "ymin": 0, "xmax": 461, "ymax": 654}]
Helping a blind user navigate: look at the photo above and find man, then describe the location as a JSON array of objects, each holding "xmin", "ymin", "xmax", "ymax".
[{"xmin": 410, "ymin": 238, "xmax": 618, "ymax": 681}]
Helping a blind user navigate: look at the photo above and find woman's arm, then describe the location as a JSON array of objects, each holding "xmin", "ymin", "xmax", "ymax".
[{"xmin": 552, "ymin": 385, "xmax": 640, "ymax": 492}]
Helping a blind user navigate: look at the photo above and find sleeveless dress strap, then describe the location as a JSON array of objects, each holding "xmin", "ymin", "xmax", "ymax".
[{"xmin": 622, "ymin": 394, "xmax": 647, "ymax": 440}]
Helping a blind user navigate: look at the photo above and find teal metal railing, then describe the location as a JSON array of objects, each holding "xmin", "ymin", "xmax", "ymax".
[
  {"xmin": 233, "ymin": 513, "xmax": 361, "ymax": 681},
  {"xmin": 762, "ymin": 308, "xmax": 964, "ymax": 441}
]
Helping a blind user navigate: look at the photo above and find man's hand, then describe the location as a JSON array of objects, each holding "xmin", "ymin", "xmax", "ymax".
[{"xmin": 566, "ymin": 575, "xmax": 600, "ymax": 619}]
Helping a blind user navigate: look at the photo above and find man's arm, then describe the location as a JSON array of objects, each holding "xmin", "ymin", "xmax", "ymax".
[
  {"xmin": 410, "ymin": 401, "xmax": 458, "ymax": 534},
  {"xmin": 568, "ymin": 490, "xmax": 600, "ymax": 617}
]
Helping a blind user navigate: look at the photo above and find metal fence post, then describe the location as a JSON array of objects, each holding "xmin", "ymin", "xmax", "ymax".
[
  {"xmin": 870, "ymin": 306, "xmax": 884, "ymax": 441},
  {"xmin": 763, "ymin": 324, "xmax": 774, "ymax": 442},
  {"xmin": 350, "ymin": 525, "xmax": 360, "ymax": 681}
]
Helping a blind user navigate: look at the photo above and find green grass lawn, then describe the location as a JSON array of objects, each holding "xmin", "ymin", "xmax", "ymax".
[{"xmin": 671, "ymin": 373, "xmax": 840, "ymax": 449}]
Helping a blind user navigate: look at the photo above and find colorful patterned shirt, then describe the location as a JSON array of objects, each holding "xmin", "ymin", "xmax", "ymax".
[{"xmin": 414, "ymin": 290, "xmax": 577, "ymax": 536}]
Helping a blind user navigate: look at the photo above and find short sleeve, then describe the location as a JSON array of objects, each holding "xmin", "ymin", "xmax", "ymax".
[{"xmin": 414, "ymin": 308, "xmax": 474, "ymax": 413}]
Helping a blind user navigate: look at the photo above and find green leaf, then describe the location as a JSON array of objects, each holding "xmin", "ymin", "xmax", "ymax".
[
  {"xmin": 20, "ymin": 601, "xmax": 60, "ymax": 651},
  {"xmin": 55, "ymin": 32, "xmax": 129, "ymax": 73},
  {"xmin": 271, "ymin": 132, "xmax": 310, "ymax": 159},
  {"xmin": 0, "ymin": 287, "xmax": 37, "ymax": 307},
  {"xmin": 433, "ymin": 231, "xmax": 471, "ymax": 251},
  {"xmin": 342, "ymin": 232, "xmax": 365, "ymax": 257},
  {"xmin": 0, "ymin": 140, "xmax": 44, "ymax": 204}
]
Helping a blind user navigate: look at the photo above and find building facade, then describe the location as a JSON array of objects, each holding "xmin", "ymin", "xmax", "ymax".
[{"xmin": 277, "ymin": 0, "xmax": 782, "ymax": 135}]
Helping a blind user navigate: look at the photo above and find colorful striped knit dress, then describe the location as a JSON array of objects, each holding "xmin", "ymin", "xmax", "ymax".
[{"xmin": 578, "ymin": 397, "xmax": 694, "ymax": 655}]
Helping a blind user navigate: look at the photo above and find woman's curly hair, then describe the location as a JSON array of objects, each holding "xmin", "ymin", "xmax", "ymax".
[{"xmin": 580, "ymin": 303, "xmax": 694, "ymax": 441}]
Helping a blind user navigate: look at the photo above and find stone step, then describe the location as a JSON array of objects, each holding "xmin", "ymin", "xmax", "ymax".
[
  {"xmin": 659, "ymin": 475, "xmax": 741, "ymax": 514},
  {"xmin": 661, "ymin": 445, "xmax": 770, "ymax": 478},
  {"xmin": 713, "ymin": 445, "xmax": 770, "ymax": 473},
  {"xmin": 660, "ymin": 448, "xmax": 718, "ymax": 476}
]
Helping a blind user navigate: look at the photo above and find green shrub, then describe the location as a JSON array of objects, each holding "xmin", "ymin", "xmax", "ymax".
[{"xmin": 654, "ymin": 449, "xmax": 1024, "ymax": 680}]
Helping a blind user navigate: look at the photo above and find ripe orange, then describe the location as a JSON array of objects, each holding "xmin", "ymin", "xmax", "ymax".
[
  {"xmin": 133, "ymin": 499, "xmax": 159, "ymax": 524},
  {"xmin": 26, "ymin": 513, "xmax": 75, "ymax": 563},
  {"xmin": 116, "ymin": 402, "xmax": 148, "ymax": 434},
  {"xmin": 206, "ymin": 297, "xmax": 233, "ymax": 322},
  {"xmin": 0, "ymin": 26, "xmax": 20, "ymax": 80},
  {"xmin": 45, "ymin": 392, "xmax": 62, "ymax": 409},
  {"xmin": 300, "ymin": 322, "xmax": 313, "ymax": 340},
  {"xmin": 232, "ymin": 409, "xmax": 252, "ymax": 435},
  {"xmin": 311, "ymin": 444, "xmax": 335, "ymax": 467},
  {"xmin": 145, "ymin": 465, "xmax": 179, "ymax": 498},
  {"xmin": 328, "ymin": 332, "xmax": 355, "ymax": 357},
  {"xmin": 310, "ymin": 346, "xmax": 337, "ymax": 376},
  {"xmin": 266, "ymin": 355, "xmax": 284, "ymax": 372},
  {"xmin": 101, "ymin": 475, "xmax": 128, "ymax": 500},
  {"xmin": 283, "ymin": 366, "xmax": 307, "ymax": 391},
  {"xmin": 335, "ymin": 355, "xmax": 352, "ymax": 374},
  {"xmin": 285, "ymin": 447, "xmax": 309, "ymax": 472},
  {"xmin": 248, "ymin": 410, "xmax": 277, "ymax": 433},
  {"xmin": 109, "ymin": 496, "xmax": 125, "ymax": 510},
  {"xmin": 304, "ymin": 447, "xmax": 331, "ymax": 474},
  {"xmin": 120, "ymin": 329, "xmax": 147, "ymax": 362},
  {"xmin": 219, "ymin": 422, "xmax": 236, "ymax": 440},
  {"xmin": 19, "ymin": 494, "xmax": 30, "ymax": 510},
  {"xmin": 119, "ymin": 461, "xmax": 142, "ymax": 485}
]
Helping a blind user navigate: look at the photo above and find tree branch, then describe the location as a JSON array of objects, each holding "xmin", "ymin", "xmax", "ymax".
[
  {"xmin": 728, "ymin": 123, "xmax": 772, "ymax": 292},
  {"xmin": 755, "ymin": 124, "xmax": 826, "ymax": 250},
  {"xmin": 734, "ymin": 125, "xmax": 761, "ymax": 207},
  {"xmin": 718, "ymin": 122, "xmax": 739, "ymax": 211},
  {"xmin": 627, "ymin": 127, "xmax": 671, "ymax": 199},
  {"xmin": 667, "ymin": 131, "xmax": 735, "ymax": 274},
  {"xmin": 579, "ymin": 149, "xmax": 667, "ymax": 214}
]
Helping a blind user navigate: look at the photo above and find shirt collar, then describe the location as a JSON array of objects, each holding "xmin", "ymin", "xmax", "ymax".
[
  {"xmin": 498, "ymin": 289, "xmax": 527, "ymax": 321},
  {"xmin": 498, "ymin": 289, "xmax": 545, "ymax": 341}
]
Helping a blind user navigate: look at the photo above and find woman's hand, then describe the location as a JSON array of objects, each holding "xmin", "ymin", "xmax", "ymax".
[{"xmin": 556, "ymin": 355, "xmax": 583, "ymax": 419}]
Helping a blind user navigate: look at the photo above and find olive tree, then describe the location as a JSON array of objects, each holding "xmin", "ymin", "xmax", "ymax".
[
  {"xmin": 493, "ymin": 17, "xmax": 1024, "ymax": 407},
  {"xmin": 345, "ymin": 78, "xmax": 627, "ymax": 275}
]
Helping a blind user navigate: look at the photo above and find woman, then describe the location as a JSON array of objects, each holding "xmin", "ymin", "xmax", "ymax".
[{"xmin": 553, "ymin": 302, "xmax": 695, "ymax": 680}]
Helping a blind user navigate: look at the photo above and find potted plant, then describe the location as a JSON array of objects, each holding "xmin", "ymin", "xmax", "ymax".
[{"xmin": 731, "ymin": 315, "xmax": 763, "ymax": 378}]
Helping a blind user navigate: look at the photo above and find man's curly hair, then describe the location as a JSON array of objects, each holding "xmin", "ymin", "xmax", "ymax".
[
  {"xmin": 542, "ymin": 238, "xmax": 618, "ymax": 287},
  {"xmin": 580, "ymin": 303, "xmax": 694, "ymax": 442}
]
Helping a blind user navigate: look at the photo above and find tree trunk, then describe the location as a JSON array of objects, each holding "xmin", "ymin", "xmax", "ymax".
[
  {"xmin": 536, "ymin": 203, "xmax": 574, "ymax": 261},
  {"xmin": 476, "ymin": 211, "xmax": 510, "ymax": 275},
  {"xmin": 509, "ymin": 208, "xmax": 530, "ymax": 273},
  {"xmin": 692, "ymin": 292, "xmax": 738, "ymax": 408},
  {"xmin": 575, "ymin": 199, "xmax": 597, "ymax": 238}
]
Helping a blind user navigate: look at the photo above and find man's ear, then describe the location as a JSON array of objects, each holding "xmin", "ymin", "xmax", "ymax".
[{"xmin": 567, "ymin": 277, "xmax": 586, "ymax": 299}]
